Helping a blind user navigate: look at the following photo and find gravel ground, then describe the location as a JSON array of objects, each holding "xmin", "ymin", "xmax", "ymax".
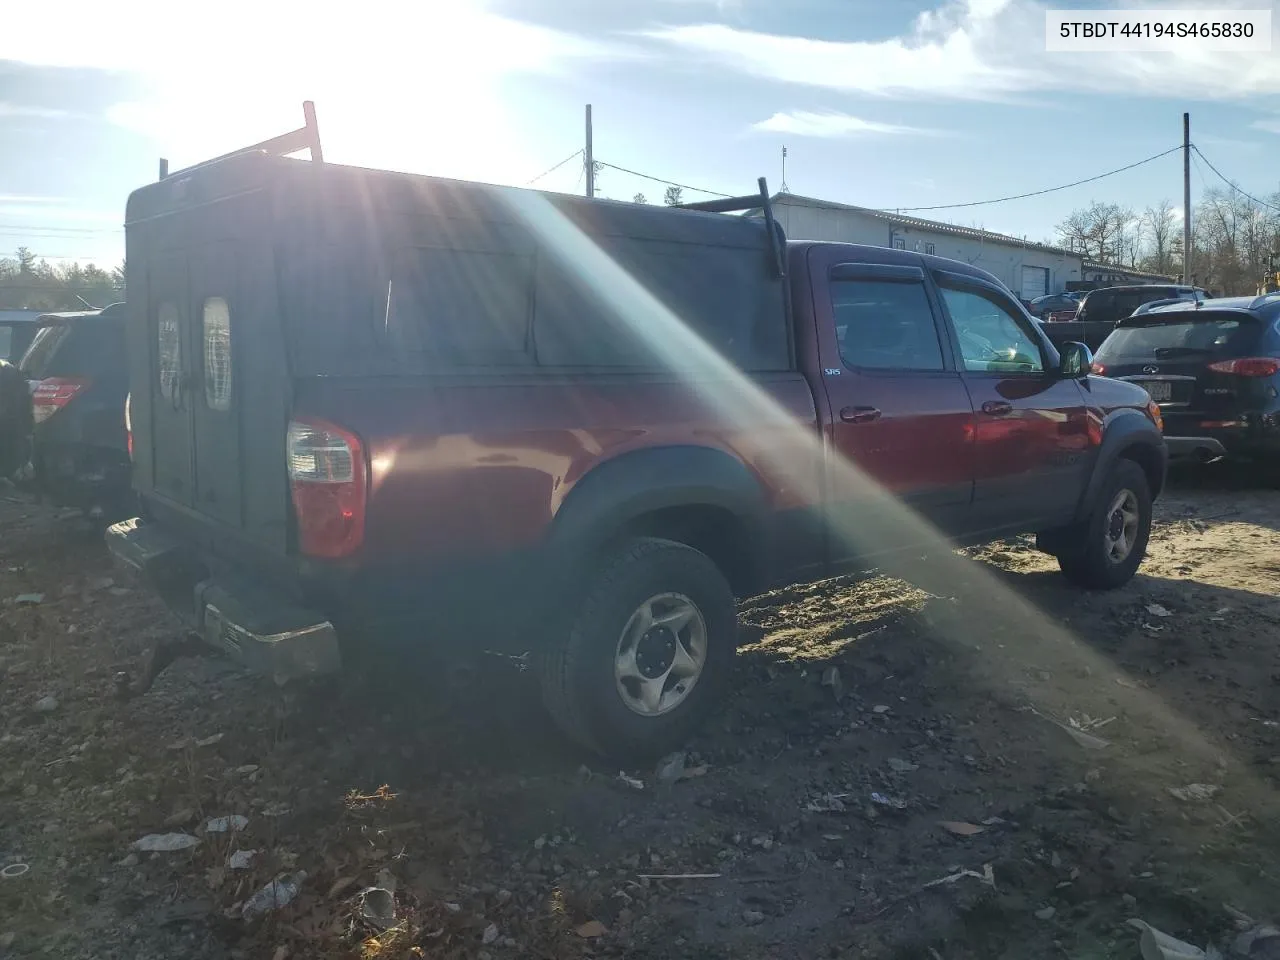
[{"xmin": 2, "ymin": 465, "xmax": 1279, "ymax": 960}]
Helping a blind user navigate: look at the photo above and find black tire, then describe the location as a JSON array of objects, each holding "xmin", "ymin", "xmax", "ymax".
[
  {"xmin": 1054, "ymin": 459, "xmax": 1152, "ymax": 590},
  {"xmin": 538, "ymin": 537, "xmax": 737, "ymax": 762}
]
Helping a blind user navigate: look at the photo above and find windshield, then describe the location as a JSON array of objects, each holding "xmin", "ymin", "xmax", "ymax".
[{"xmin": 1096, "ymin": 313, "xmax": 1261, "ymax": 361}]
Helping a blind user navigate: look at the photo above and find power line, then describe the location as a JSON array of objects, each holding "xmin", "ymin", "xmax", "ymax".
[
  {"xmin": 526, "ymin": 150, "xmax": 583, "ymax": 186},
  {"xmin": 888, "ymin": 145, "xmax": 1184, "ymax": 213},
  {"xmin": 595, "ymin": 161, "xmax": 732, "ymax": 198},
  {"xmin": 0, "ymin": 223, "xmax": 122, "ymax": 235},
  {"xmin": 1190, "ymin": 145, "xmax": 1280, "ymax": 213}
]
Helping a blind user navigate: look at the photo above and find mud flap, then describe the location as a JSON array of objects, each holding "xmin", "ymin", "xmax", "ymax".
[{"xmin": 114, "ymin": 632, "xmax": 220, "ymax": 700}]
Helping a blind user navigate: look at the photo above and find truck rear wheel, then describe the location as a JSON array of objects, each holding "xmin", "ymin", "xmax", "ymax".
[
  {"xmin": 539, "ymin": 537, "xmax": 737, "ymax": 761},
  {"xmin": 1054, "ymin": 459, "xmax": 1152, "ymax": 590}
]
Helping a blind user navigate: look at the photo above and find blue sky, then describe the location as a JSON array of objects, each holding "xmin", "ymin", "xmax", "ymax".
[{"xmin": 1, "ymin": 0, "xmax": 1278, "ymax": 266}]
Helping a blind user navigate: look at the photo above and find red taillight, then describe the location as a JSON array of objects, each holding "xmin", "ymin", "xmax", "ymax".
[
  {"xmin": 31, "ymin": 377, "xmax": 90, "ymax": 424},
  {"xmin": 287, "ymin": 417, "xmax": 366, "ymax": 559},
  {"xmin": 1090, "ymin": 362, "xmax": 1106, "ymax": 376},
  {"xmin": 1207, "ymin": 357, "xmax": 1280, "ymax": 378}
]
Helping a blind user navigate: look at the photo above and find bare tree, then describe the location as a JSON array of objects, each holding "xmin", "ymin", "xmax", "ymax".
[
  {"xmin": 1055, "ymin": 202, "xmax": 1136, "ymax": 263},
  {"xmin": 1140, "ymin": 200, "xmax": 1178, "ymax": 275},
  {"xmin": 632, "ymin": 193, "xmax": 648, "ymax": 205},
  {"xmin": 663, "ymin": 185, "xmax": 684, "ymax": 206},
  {"xmin": 1191, "ymin": 187, "xmax": 1280, "ymax": 293}
]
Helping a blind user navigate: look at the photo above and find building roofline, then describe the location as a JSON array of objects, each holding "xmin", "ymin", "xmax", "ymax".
[
  {"xmin": 766, "ymin": 193, "xmax": 1080, "ymax": 259},
  {"xmin": 750, "ymin": 194, "xmax": 1181, "ymax": 282},
  {"xmin": 1080, "ymin": 260, "xmax": 1178, "ymax": 282}
]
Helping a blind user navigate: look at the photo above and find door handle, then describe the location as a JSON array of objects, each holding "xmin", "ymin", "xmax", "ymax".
[
  {"xmin": 981, "ymin": 400, "xmax": 1013, "ymax": 416},
  {"xmin": 840, "ymin": 405, "xmax": 882, "ymax": 423}
]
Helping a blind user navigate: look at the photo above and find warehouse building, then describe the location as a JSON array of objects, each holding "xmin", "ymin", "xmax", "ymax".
[
  {"xmin": 1080, "ymin": 261, "xmax": 1176, "ymax": 286},
  {"xmin": 753, "ymin": 194, "xmax": 1086, "ymax": 300}
]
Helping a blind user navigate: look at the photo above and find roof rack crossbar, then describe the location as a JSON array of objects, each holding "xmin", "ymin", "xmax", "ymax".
[
  {"xmin": 675, "ymin": 177, "xmax": 785, "ymax": 280},
  {"xmin": 159, "ymin": 101, "xmax": 323, "ymax": 181}
]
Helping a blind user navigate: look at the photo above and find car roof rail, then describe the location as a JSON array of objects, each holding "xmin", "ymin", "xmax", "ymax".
[
  {"xmin": 157, "ymin": 101, "xmax": 322, "ymax": 181},
  {"xmin": 674, "ymin": 177, "xmax": 785, "ymax": 280}
]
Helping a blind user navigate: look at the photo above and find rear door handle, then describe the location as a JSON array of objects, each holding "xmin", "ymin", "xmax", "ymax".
[
  {"xmin": 981, "ymin": 400, "xmax": 1013, "ymax": 416},
  {"xmin": 840, "ymin": 406, "xmax": 882, "ymax": 423}
]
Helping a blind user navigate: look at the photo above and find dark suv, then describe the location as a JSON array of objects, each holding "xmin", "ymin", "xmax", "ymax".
[
  {"xmin": 1076, "ymin": 284, "xmax": 1207, "ymax": 326},
  {"xmin": 1092, "ymin": 294, "xmax": 1280, "ymax": 464},
  {"xmin": 0, "ymin": 310, "xmax": 46, "ymax": 363},
  {"xmin": 21, "ymin": 303, "xmax": 133, "ymax": 516},
  {"xmin": 105, "ymin": 136, "xmax": 1166, "ymax": 760}
]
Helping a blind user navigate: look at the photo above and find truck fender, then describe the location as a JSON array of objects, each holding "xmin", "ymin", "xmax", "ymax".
[
  {"xmin": 546, "ymin": 445, "xmax": 771, "ymax": 588},
  {"xmin": 1072, "ymin": 409, "xmax": 1166, "ymax": 523}
]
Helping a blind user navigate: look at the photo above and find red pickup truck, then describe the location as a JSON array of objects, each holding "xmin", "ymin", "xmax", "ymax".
[{"xmin": 107, "ymin": 136, "xmax": 1166, "ymax": 760}]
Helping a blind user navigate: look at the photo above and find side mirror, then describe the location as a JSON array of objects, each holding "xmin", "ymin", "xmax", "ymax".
[{"xmin": 1059, "ymin": 341, "xmax": 1093, "ymax": 378}]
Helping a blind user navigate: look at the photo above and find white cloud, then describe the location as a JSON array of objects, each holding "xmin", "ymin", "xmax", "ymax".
[
  {"xmin": 753, "ymin": 111, "xmax": 942, "ymax": 138},
  {"xmin": 655, "ymin": 0, "xmax": 743, "ymax": 10},
  {"xmin": 0, "ymin": 103, "xmax": 73, "ymax": 119},
  {"xmin": 1252, "ymin": 117, "xmax": 1280, "ymax": 134},
  {"xmin": 646, "ymin": 0, "xmax": 1280, "ymax": 101}
]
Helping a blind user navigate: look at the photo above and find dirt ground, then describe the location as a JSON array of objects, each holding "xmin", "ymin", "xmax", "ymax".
[{"xmin": 2, "ymin": 466, "xmax": 1279, "ymax": 960}]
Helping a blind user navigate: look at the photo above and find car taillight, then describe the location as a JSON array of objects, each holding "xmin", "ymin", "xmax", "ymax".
[
  {"xmin": 31, "ymin": 377, "xmax": 90, "ymax": 424},
  {"xmin": 1146, "ymin": 399, "xmax": 1163, "ymax": 433},
  {"xmin": 124, "ymin": 392, "xmax": 133, "ymax": 459},
  {"xmin": 287, "ymin": 417, "xmax": 366, "ymax": 559},
  {"xmin": 1206, "ymin": 357, "xmax": 1280, "ymax": 377},
  {"xmin": 1090, "ymin": 362, "xmax": 1106, "ymax": 375}
]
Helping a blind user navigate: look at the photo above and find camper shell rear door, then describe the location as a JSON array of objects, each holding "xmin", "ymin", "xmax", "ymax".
[{"xmin": 126, "ymin": 159, "xmax": 293, "ymax": 560}]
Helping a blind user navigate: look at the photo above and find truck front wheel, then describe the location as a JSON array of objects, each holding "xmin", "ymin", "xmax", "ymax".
[{"xmin": 538, "ymin": 537, "xmax": 737, "ymax": 761}]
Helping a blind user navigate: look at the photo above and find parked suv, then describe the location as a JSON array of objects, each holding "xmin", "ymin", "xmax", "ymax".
[
  {"xmin": 21, "ymin": 303, "xmax": 133, "ymax": 517},
  {"xmin": 0, "ymin": 310, "xmax": 45, "ymax": 363},
  {"xmin": 106, "ymin": 145, "xmax": 1167, "ymax": 760},
  {"xmin": 1076, "ymin": 284, "xmax": 1206, "ymax": 326},
  {"xmin": 1092, "ymin": 294, "xmax": 1280, "ymax": 464},
  {"xmin": 1041, "ymin": 284, "xmax": 1207, "ymax": 354}
]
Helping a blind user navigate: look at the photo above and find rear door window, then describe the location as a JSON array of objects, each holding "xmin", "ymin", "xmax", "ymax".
[
  {"xmin": 158, "ymin": 302, "xmax": 181, "ymax": 401},
  {"xmin": 202, "ymin": 297, "xmax": 232, "ymax": 411},
  {"xmin": 1096, "ymin": 314, "xmax": 1262, "ymax": 362},
  {"xmin": 829, "ymin": 277, "xmax": 945, "ymax": 371}
]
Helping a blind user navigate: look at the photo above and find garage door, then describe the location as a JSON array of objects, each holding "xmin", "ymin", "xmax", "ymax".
[{"xmin": 1020, "ymin": 265, "xmax": 1048, "ymax": 300}]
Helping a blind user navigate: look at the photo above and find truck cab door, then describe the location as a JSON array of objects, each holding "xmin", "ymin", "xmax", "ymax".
[
  {"xmin": 811, "ymin": 252, "xmax": 976, "ymax": 565},
  {"xmin": 933, "ymin": 270, "xmax": 1091, "ymax": 534}
]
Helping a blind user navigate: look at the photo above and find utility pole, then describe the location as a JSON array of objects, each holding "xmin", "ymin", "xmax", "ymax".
[
  {"xmin": 1183, "ymin": 112, "xmax": 1192, "ymax": 284},
  {"xmin": 779, "ymin": 146, "xmax": 789, "ymax": 194},
  {"xmin": 584, "ymin": 104, "xmax": 595, "ymax": 199}
]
